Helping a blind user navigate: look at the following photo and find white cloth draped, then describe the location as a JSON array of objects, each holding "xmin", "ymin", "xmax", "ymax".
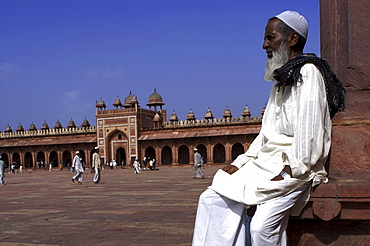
[{"xmin": 209, "ymin": 64, "xmax": 331, "ymax": 216}]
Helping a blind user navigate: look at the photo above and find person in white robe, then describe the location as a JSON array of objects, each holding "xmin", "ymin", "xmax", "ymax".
[
  {"xmin": 193, "ymin": 10, "xmax": 344, "ymax": 246},
  {"xmin": 133, "ymin": 159, "xmax": 140, "ymax": 174},
  {"xmin": 71, "ymin": 151, "xmax": 84, "ymax": 185},
  {"xmin": 193, "ymin": 148, "xmax": 204, "ymax": 179},
  {"xmin": 92, "ymin": 147, "xmax": 101, "ymax": 183}
]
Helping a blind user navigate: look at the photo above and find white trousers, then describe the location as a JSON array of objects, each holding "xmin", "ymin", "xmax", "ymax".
[
  {"xmin": 192, "ymin": 181, "xmax": 311, "ymax": 246},
  {"xmin": 93, "ymin": 167, "xmax": 100, "ymax": 183},
  {"xmin": 72, "ymin": 171, "xmax": 83, "ymax": 182},
  {"xmin": 192, "ymin": 189, "xmax": 246, "ymax": 246}
]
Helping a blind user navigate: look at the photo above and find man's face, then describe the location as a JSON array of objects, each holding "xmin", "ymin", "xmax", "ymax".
[
  {"xmin": 263, "ymin": 19, "xmax": 290, "ymax": 81},
  {"xmin": 263, "ymin": 19, "xmax": 286, "ymax": 58}
]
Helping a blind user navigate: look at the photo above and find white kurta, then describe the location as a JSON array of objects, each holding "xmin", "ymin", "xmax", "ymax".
[
  {"xmin": 72, "ymin": 155, "xmax": 84, "ymax": 173},
  {"xmin": 209, "ymin": 64, "xmax": 331, "ymax": 216}
]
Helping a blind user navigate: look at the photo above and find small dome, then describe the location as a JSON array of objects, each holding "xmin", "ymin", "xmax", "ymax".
[
  {"xmin": 187, "ymin": 109, "xmax": 196, "ymax": 121},
  {"xmin": 204, "ymin": 108, "xmax": 214, "ymax": 119},
  {"xmin": 29, "ymin": 122, "xmax": 37, "ymax": 131},
  {"xmin": 82, "ymin": 118, "xmax": 90, "ymax": 127},
  {"xmin": 113, "ymin": 96, "xmax": 122, "ymax": 108},
  {"xmin": 153, "ymin": 113, "xmax": 162, "ymax": 122},
  {"xmin": 68, "ymin": 119, "xmax": 76, "ymax": 128},
  {"xmin": 223, "ymin": 106, "xmax": 232, "ymax": 118},
  {"xmin": 147, "ymin": 88, "xmax": 164, "ymax": 106},
  {"xmin": 169, "ymin": 111, "xmax": 179, "ymax": 121},
  {"xmin": 123, "ymin": 91, "xmax": 134, "ymax": 107},
  {"xmin": 5, "ymin": 124, "xmax": 13, "ymax": 133},
  {"xmin": 261, "ymin": 104, "xmax": 267, "ymax": 116},
  {"xmin": 96, "ymin": 98, "xmax": 106, "ymax": 108},
  {"xmin": 130, "ymin": 95, "xmax": 138, "ymax": 104},
  {"xmin": 16, "ymin": 123, "xmax": 25, "ymax": 132},
  {"xmin": 41, "ymin": 121, "xmax": 49, "ymax": 130},
  {"xmin": 55, "ymin": 120, "xmax": 63, "ymax": 129},
  {"xmin": 242, "ymin": 105, "xmax": 251, "ymax": 117}
]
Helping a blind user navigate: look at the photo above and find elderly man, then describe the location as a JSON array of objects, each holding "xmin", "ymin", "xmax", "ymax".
[
  {"xmin": 71, "ymin": 151, "xmax": 84, "ymax": 185},
  {"xmin": 92, "ymin": 147, "xmax": 101, "ymax": 183},
  {"xmin": 192, "ymin": 11, "xmax": 344, "ymax": 246}
]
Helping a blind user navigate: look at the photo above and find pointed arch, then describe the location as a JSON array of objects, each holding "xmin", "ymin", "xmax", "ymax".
[
  {"xmin": 232, "ymin": 142, "xmax": 245, "ymax": 161},
  {"xmin": 178, "ymin": 145, "xmax": 189, "ymax": 164},
  {"xmin": 161, "ymin": 145, "xmax": 172, "ymax": 165},
  {"xmin": 24, "ymin": 152, "xmax": 33, "ymax": 168},
  {"xmin": 213, "ymin": 143, "xmax": 225, "ymax": 163}
]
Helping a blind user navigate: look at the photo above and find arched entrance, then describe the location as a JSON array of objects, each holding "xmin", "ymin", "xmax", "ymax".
[
  {"xmin": 178, "ymin": 145, "xmax": 189, "ymax": 164},
  {"xmin": 161, "ymin": 146, "xmax": 172, "ymax": 165},
  {"xmin": 213, "ymin": 143, "xmax": 226, "ymax": 163},
  {"xmin": 24, "ymin": 152, "xmax": 33, "ymax": 168},
  {"xmin": 145, "ymin": 146, "xmax": 156, "ymax": 161},
  {"xmin": 63, "ymin": 150, "xmax": 72, "ymax": 167},
  {"xmin": 1, "ymin": 153, "xmax": 9, "ymax": 168},
  {"xmin": 196, "ymin": 144, "xmax": 207, "ymax": 163},
  {"xmin": 49, "ymin": 151, "xmax": 58, "ymax": 168},
  {"xmin": 37, "ymin": 151, "xmax": 45, "ymax": 168},
  {"xmin": 116, "ymin": 147, "xmax": 126, "ymax": 166},
  {"xmin": 232, "ymin": 142, "xmax": 244, "ymax": 161},
  {"xmin": 12, "ymin": 152, "xmax": 20, "ymax": 168}
]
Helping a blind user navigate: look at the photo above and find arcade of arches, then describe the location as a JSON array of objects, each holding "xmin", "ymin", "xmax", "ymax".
[
  {"xmin": 0, "ymin": 90, "xmax": 262, "ymax": 169},
  {"xmin": 0, "ymin": 146, "xmax": 96, "ymax": 169}
]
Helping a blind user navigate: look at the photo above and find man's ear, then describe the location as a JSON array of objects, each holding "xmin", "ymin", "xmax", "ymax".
[{"xmin": 288, "ymin": 32, "xmax": 299, "ymax": 47}]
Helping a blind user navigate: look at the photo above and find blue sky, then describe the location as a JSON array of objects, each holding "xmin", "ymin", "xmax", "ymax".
[{"xmin": 0, "ymin": 0, "xmax": 320, "ymax": 130}]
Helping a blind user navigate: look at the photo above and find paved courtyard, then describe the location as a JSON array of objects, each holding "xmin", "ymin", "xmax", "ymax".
[{"xmin": 0, "ymin": 165, "xmax": 222, "ymax": 246}]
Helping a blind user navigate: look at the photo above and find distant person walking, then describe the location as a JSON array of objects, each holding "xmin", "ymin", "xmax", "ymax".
[
  {"xmin": 92, "ymin": 147, "xmax": 102, "ymax": 183},
  {"xmin": 0, "ymin": 156, "xmax": 5, "ymax": 185},
  {"xmin": 71, "ymin": 151, "xmax": 84, "ymax": 185},
  {"xmin": 133, "ymin": 159, "xmax": 140, "ymax": 174},
  {"xmin": 193, "ymin": 148, "xmax": 204, "ymax": 179}
]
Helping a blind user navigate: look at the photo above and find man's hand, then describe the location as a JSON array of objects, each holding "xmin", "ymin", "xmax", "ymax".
[
  {"xmin": 222, "ymin": 165, "xmax": 239, "ymax": 174},
  {"xmin": 271, "ymin": 165, "xmax": 292, "ymax": 181}
]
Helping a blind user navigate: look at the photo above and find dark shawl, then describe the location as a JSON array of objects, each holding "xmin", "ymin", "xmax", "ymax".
[{"xmin": 273, "ymin": 53, "xmax": 345, "ymax": 118}]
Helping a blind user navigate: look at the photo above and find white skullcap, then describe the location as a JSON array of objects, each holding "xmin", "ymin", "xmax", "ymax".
[
  {"xmin": 76, "ymin": 151, "xmax": 80, "ymax": 154},
  {"xmin": 95, "ymin": 147, "xmax": 99, "ymax": 150},
  {"xmin": 275, "ymin": 10, "xmax": 308, "ymax": 39},
  {"xmin": 194, "ymin": 148, "xmax": 198, "ymax": 151}
]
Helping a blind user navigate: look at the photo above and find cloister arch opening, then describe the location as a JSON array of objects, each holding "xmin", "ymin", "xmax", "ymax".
[
  {"xmin": 213, "ymin": 143, "xmax": 226, "ymax": 164},
  {"xmin": 161, "ymin": 145, "xmax": 172, "ymax": 165},
  {"xmin": 196, "ymin": 144, "xmax": 207, "ymax": 163},
  {"xmin": 37, "ymin": 151, "xmax": 45, "ymax": 167},
  {"xmin": 145, "ymin": 146, "xmax": 156, "ymax": 161},
  {"xmin": 178, "ymin": 145, "xmax": 189, "ymax": 164},
  {"xmin": 63, "ymin": 150, "xmax": 72, "ymax": 167},
  {"xmin": 232, "ymin": 142, "xmax": 245, "ymax": 161},
  {"xmin": 24, "ymin": 152, "xmax": 33, "ymax": 168},
  {"xmin": 1, "ymin": 153, "xmax": 9, "ymax": 168},
  {"xmin": 12, "ymin": 152, "xmax": 20, "ymax": 167},
  {"xmin": 49, "ymin": 151, "xmax": 58, "ymax": 167}
]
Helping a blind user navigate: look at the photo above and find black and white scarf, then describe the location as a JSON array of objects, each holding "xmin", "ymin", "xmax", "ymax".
[{"xmin": 273, "ymin": 53, "xmax": 345, "ymax": 118}]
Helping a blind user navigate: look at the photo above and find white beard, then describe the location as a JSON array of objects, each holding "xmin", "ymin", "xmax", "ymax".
[{"xmin": 264, "ymin": 43, "xmax": 290, "ymax": 81}]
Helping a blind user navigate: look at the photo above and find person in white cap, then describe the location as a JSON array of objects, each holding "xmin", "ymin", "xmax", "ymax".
[
  {"xmin": 71, "ymin": 151, "xmax": 84, "ymax": 185},
  {"xmin": 193, "ymin": 148, "xmax": 204, "ymax": 179},
  {"xmin": 92, "ymin": 147, "xmax": 102, "ymax": 183},
  {"xmin": 192, "ymin": 10, "xmax": 344, "ymax": 245}
]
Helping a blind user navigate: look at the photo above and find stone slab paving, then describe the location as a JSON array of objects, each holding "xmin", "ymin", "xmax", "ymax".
[{"xmin": 0, "ymin": 165, "xmax": 222, "ymax": 246}]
